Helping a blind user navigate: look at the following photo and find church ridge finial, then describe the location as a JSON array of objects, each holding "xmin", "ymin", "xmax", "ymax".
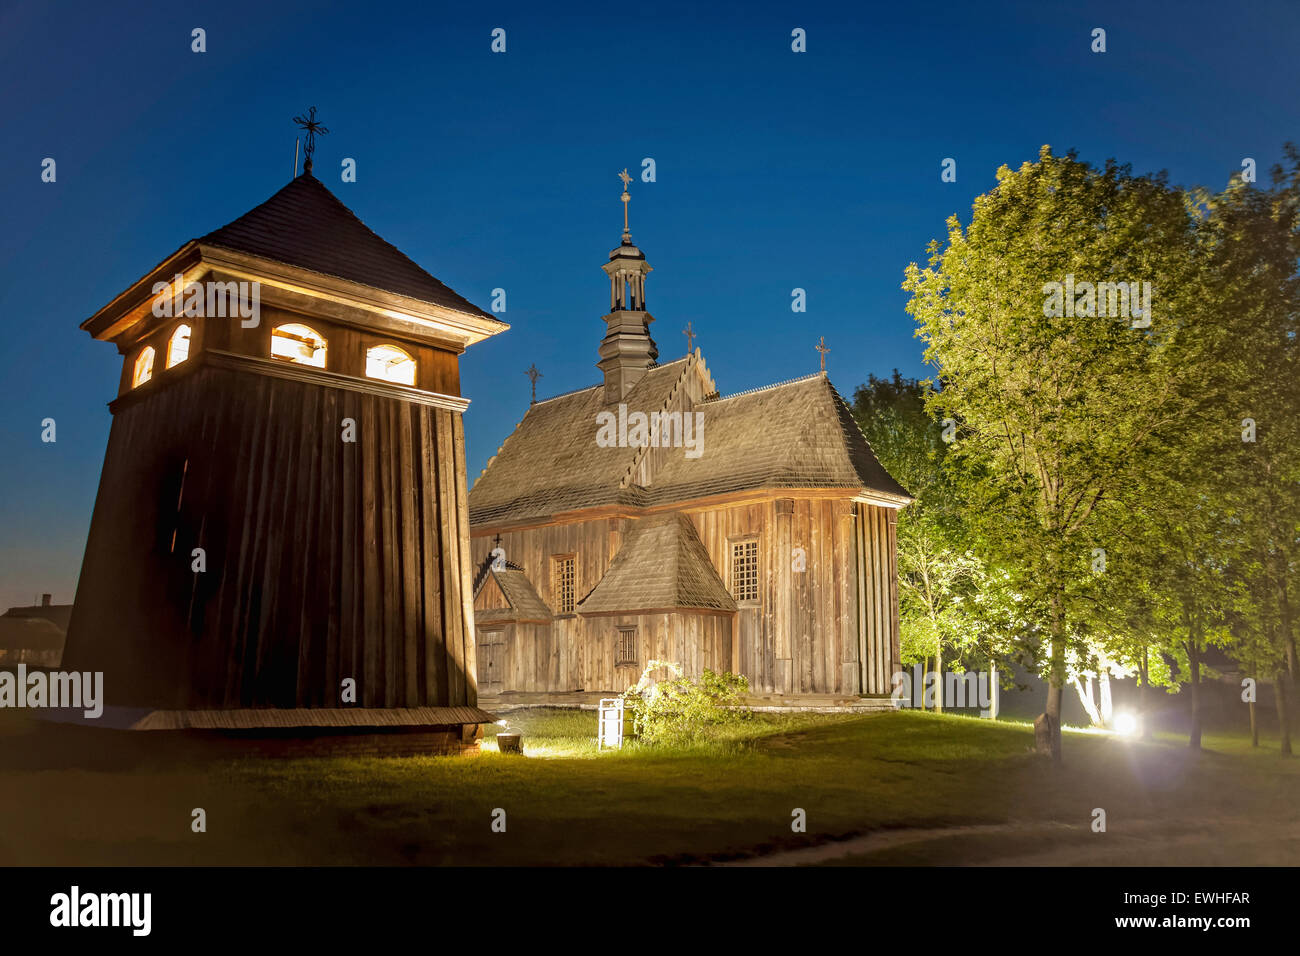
[{"xmin": 292, "ymin": 106, "xmax": 329, "ymax": 177}]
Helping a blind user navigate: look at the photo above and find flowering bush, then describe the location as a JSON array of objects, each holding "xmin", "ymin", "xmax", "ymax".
[{"xmin": 622, "ymin": 660, "xmax": 750, "ymax": 745}]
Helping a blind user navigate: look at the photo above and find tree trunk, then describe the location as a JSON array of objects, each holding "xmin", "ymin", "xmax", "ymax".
[
  {"xmin": 1099, "ymin": 669, "xmax": 1113, "ymax": 726},
  {"xmin": 1037, "ymin": 584, "xmax": 1066, "ymax": 761},
  {"xmin": 1072, "ymin": 675, "xmax": 1102, "ymax": 727},
  {"xmin": 1276, "ymin": 671, "xmax": 1292, "ymax": 756},
  {"xmin": 989, "ymin": 661, "xmax": 1000, "ymax": 720},
  {"xmin": 1041, "ymin": 682, "xmax": 1062, "ymax": 761},
  {"xmin": 1140, "ymin": 647, "xmax": 1153, "ymax": 740},
  {"xmin": 1271, "ymin": 515, "xmax": 1298, "ymax": 681},
  {"xmin": 1187, "ymin": 635, "xmax": 1202, "ymax": 751},
  {"xmin": 934, "ymin": 645, "xmax": 943, "ymax": 714}
]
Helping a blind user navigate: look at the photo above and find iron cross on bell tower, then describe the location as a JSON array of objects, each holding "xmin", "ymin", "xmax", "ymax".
[{"xmin": 293, "ymin": 106, "xmax": 329, "ymax": 175}]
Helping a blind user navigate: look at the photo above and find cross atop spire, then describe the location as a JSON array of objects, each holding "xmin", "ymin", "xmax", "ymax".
[
  {"xmin": 618, "ymin": 168, "xmax": 633, "ymax": 241},
  {"xmin": 525, "ymin": 363, "xmax": 543, "ymax": 404},
  {"xmin": 815, "ymin": 336, "xmax": 830, "ymax": 372},
  {"xmin": 292, "ymin": 107, "xmax": 329, "ymax": 175},
  {"xmin": 683, "ymin": 321, "xmax": 696, "ymax": 353}
]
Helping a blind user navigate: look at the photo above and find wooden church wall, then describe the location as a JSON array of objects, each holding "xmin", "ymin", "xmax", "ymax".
[
  {"xmin": 577, "ymin": 612, "xmax": 732, "ymax": 693},
  {"xmin": 469, "ymin": 516, "xmax": 626, "ymax": 692},
  {"xmin": 64, "ymin": 360, "xmax": 477, "ymax": 710},
  {"xmin": 686, "ymin": 496, "xmax": 875, "ymax": 698},
  {"xmin": 468, "ymin": 494, "xmax": 899, "ymax": 699},
  {"xmin": 469, "ymin": 516, "xmax": 626, "ymax": 614},
  {"xmin": 476, "ymin": 622, "xmax": 565, "ymax": 694},
  {"xmin": 853, "ymin": 503, "xmax": 900, "ymax": 696}
]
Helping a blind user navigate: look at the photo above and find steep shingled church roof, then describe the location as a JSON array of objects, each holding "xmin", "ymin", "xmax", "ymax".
[
  {"xmin": 199, "ymin": 172, "xmax": 493, "ymax": 319},
  {"xmin": 468, "ymin": 357, "xmax": 697, "ymax": 523},
  {"xmin": 469, "ymin": 182, "xmax": 910, "ymax": 529},
  {"xmin": 468, "ymin": 360, "xmax": 911, "ymax": 527}
]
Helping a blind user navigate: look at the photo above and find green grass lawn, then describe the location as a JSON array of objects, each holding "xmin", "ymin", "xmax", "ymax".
[{"xmin": 2, "ymin": 708, "xmax": 1297, "ymax": 866}]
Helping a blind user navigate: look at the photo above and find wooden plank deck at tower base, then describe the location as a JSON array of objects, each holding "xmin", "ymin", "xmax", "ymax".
[{"xmin": 32, "ymin": 706, "xmax": 498, "ymax": 761}]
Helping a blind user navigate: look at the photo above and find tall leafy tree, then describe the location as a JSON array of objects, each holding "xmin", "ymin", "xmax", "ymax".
[
  {"xmin": 1203, "ymin": 148, "xmax": 1300, "ymax": 753},
  {"xmin": 903, "ymin": 146, "xmax": 1200, "ymax": 760}
]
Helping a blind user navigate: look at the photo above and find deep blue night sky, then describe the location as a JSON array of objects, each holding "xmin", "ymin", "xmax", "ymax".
[{"xmin": 1, "ymin": 0, "xmax": 1296, "ymax": 609}]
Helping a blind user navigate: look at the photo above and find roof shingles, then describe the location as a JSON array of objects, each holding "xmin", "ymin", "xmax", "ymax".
[
  {"xmin": 199, "ymin": 173, "xmax": 492, "ymax": 318},
  {"xmin": 578, "ymin": 514, "xmax": 737, "ymax": 614},
  {"xmin": 469, "ymin": 366, "xmax": 911, "ymax": 526}
]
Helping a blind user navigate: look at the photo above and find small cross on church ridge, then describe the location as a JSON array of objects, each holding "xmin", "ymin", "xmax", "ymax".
[
  {"xmin": 683, "ymin": 321, "xmax": 696, "ymax": 353},
  {"xmin": 525, "ymin": 363, "xmax": 543, "ymax": 404},
  {"xmin": 815, "ymin": 336, "xmax": 830, "ymax": 372}
]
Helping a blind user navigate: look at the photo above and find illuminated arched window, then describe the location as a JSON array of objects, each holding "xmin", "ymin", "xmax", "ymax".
[
  {"xmin": 132, "ymin": 346, "xmax": 155, "ymax": 388},
  {"xmin": 270, "ymin": 323, "xmax": 326, "ymax": 367},
  {"xmin": 365, "ymin": 344, "xmax": 417, "ymax": 386},
  {"xmin": 167, "ymin": 324, "xmax": 192, "ymax": 368}
]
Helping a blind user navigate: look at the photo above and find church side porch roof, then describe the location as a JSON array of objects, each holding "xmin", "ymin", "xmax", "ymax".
[{"xmin": 577, "ymin": 513, "xmax": 737, "ymax": 615}]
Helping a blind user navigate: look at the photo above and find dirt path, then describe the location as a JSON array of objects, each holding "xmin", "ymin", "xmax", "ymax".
[
  {"xmin": 716, "ymin": 816, "xmax": 1300, "ymax": 866},
  {"xmin": 717, "ymin": 821, "xmax": 1076, "ymax": 866}
]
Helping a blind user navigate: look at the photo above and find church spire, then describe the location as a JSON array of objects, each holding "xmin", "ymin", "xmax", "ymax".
[{"xmin": 597, "ymin": 168, "xmax": 657, "ymax": 403}]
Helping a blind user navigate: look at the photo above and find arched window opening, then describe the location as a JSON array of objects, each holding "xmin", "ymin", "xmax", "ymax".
[
  {"xmin": 133, "ymin": 347, "xmax": 155, "ymax": 388},
  {"xmin": 365, "ymin": 344, "xmax": 417, "ymax": 386},
  {"xmin": 270, "ymin": 324, "xmax": 327, "ymax": 367},
  {"xmin": 167, "ymin": 324, "xmax": 192, "ymax": 368}
]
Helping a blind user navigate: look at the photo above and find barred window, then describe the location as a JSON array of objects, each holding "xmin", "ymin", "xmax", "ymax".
[
  {"xmin": 730, "ymin": 539, "xmax": 759, "ymax": 603},
  {"xmin": 552, "ymin": 554, "xmax": 576, "ymax": 614},
  {"xmin": 616, "ymin": 626, "xmax": 637, "ymax": 668}
]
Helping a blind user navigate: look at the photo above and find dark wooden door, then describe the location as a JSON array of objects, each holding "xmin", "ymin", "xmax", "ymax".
[{"xmin": 478, "ymin": 631, "xmax": 505, "ymax": 694}]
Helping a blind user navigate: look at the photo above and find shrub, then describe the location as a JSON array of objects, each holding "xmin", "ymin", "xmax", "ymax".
[{"xmin": 622, "ymin": 661, "xmax": 751, "ymax": 746}]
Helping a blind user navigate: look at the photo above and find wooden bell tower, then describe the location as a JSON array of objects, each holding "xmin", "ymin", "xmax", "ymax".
[{"xmin": 63, "ymin": 155, "xmax": 507, "ymax": 744}]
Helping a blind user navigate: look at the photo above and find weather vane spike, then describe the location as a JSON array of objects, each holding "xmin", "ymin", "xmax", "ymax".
[
  {"xmin": 683, "ymin": 321, "xmax": 696, "ymax": 353},
  {"xmin": 618, "ymin": 167, "xmax": 633, "ymax": 239},
  {"xmin": 526, "ymin": 363, "xmax": 543, "ymax": 404},
  {"xmin": 292, "ymin": 106, "xmax": 329, "ymax": 175},
  {"xmin": 815, "ymin": 336, "xmax": 830, "ymax": 372}
]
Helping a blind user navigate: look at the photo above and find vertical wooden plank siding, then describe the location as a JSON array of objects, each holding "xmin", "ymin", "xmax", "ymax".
[
  {"xmin": 469, "ymin": 494, "xmax": 901, "ymax": 699},
  {"xmin": 62, "ymin": 364, "xmax": 478, "ymax": 711}
]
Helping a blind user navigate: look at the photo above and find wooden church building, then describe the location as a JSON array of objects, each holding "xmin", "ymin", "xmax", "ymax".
[
  {"xmin": 62, "ymin": 136, "xmax": 503, "ymax": 753},
  {"xmin": 468, "ymin": 178, "xmax": 911, "ymax": 703}
]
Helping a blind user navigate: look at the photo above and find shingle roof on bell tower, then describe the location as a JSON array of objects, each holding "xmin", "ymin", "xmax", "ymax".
[{"xmin": 199, "ymin": 173, "xmax": 492, "ymax": 319}]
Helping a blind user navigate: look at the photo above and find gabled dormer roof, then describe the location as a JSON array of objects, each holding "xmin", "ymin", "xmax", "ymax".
[{"xmin": 473, "ymin": 562, "xmax": 553, "ymax": 625}]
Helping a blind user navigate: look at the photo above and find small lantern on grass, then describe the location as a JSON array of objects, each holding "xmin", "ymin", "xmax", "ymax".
[
  {"xmin": 495, "ymin": 719, "xmax": 522, "ymax": 754},
  {"xmin": 598, "ymin": 698, "xmax": 624, "ymax": 750}
]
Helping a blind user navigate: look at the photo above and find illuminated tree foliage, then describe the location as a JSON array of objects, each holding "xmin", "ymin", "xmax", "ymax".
[{"xmin": 903, "ymin": 146, "xmax": 1202, "ymax": 760}]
